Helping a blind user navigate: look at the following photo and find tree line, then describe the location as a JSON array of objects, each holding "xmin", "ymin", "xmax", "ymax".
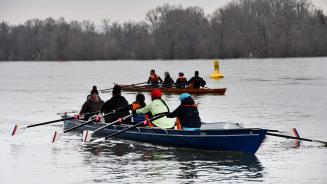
[{"xmin": 0, "ymin": 0, "xmax": 326, "ymax": 61}]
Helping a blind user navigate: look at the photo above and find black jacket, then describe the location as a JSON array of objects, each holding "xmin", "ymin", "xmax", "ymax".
[
  {"xmin": 166, "ymin": 97, "xmax": 201, "ymax": 128},
  {"xmin": 163, "ymin": 76, "xmax": 174, "ymax": 87},
  {"xmin": 188, "ymin": 76, "xmax": 206, "ymax": 89},
  {"xmin": 101, "ymin": 95, "xmax": 130, "ymax": 123},
  {"xmin": 175, "ymin": 77, "xmax": 188, "ymax": 88}
]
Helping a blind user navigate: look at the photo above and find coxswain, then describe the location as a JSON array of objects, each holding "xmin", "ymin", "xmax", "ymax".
[
  {"xmin": 175, "ymin": 72, "xmax": 188, "ymax": 88},
  {"xmin": 187, "ymin": 71, "xmax": 206, "ymax": 89},
  {"xmin": 162, "ymin": 72, "xmax": 174, "ymax": 87},
  {"xmin": 80, "ymin": 86, "xmax": 104, "ymax": 120},
  {"xmin": 147, "ymin": 69, "xmax": 163, "ymax": 87},
  {"xmin": 135, "ymin": 89, "xmax": 175, "ymax": 129},
  {"xmin": 166, "ymin": 93, "xmax": 201, "ymax": 131},
  {"xmin": 101, "ymin": 85, "xmax": 130, "ymax": 123}
]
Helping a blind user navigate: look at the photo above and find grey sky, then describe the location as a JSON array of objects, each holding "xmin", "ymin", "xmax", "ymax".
[{"xmin": 1, "ymin": 0, "xmax": 327, "ymax": 25}]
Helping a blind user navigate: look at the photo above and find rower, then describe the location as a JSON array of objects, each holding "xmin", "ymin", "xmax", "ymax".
[
  {"xmin": 166, "ymin": 93, "xmax": 201, "ymax": 131},
  {"xmin": 135, "ymin": 89, "xmax": 175, "ymax": 129},
  {"xmin": 101, "ymin": 85, "xmax": 130, "ymax": 123},
  {"xmin": 118, "ymin": 93, "xmax": 147, "ymax": 124},
  {"xmin": 175, "ymin": 72, "xmax": 188, "ymax": 88},
  {"xmin": 187, "ymin": 71, "xmax": 206, "ymax": 89},
  {"xmin": 162, "ymin": 72, "xmax": 174, "ymax": 87},
  {"xmin": 80, "ymin": 86, "xmax": 104, "ymax": 120},
  {"xmin": 147, "ymin": 69, "xmax": 163, "ymax": 87}
]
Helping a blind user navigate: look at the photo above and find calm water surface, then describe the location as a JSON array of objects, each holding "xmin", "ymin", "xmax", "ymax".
[{"xmin": 0, "ymin": 58, "xmax": 327, "ymax": 183}]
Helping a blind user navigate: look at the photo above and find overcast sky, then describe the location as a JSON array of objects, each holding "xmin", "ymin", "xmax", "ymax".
[{"xmin": 1, "ymin": 0, "xmax": 327, "ymax": 25}]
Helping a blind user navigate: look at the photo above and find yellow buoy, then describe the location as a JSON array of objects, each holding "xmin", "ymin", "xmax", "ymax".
[{"xmin": 210, "ymin": 60, "xmax": 224, "ymax": 79}]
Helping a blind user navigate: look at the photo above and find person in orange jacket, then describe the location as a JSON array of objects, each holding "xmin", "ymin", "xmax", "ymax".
[{"xmin": 147, "ymin": 69, "xmax": 163, "ymax": 87}]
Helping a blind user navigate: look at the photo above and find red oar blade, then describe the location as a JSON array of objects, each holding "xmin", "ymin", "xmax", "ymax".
[
  {"xmin": 51, "ymin": 131, "xmax": 62, "ymax": 143},
  {"xmin": 11, "ymin": 124, "xmax": 26, "ymax": 136}
]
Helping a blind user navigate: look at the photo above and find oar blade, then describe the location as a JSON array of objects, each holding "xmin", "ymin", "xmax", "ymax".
[
  {"xmin": 51, "ymin": 131, "xmax": 62, "ymax": 143},
  {"xmin": 11, "ymin": 124, "xmax": 26, "ymax": 136},
  {"xmin": 82, "ymin": 130, "xmax": 94, "ymax": 142},
  {"xmin": 91, "ymin": 137, "xmax": 106, "ymax": 143}
]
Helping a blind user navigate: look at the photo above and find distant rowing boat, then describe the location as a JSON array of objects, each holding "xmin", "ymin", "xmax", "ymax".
[
  {"xmin": 119, "ymin": 84, "xmax": 227, "ymax": 95},
  {"xmin": 63, "ymin": 116, "xmax": 267, "ymax": 154}
]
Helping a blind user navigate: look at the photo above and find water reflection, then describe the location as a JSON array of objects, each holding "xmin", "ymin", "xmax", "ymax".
[{"xmin": 81, "ymin": 141, "xmax": 264, "ymax": 183}]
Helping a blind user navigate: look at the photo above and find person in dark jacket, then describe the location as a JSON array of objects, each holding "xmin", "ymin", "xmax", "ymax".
[
  {"xmin": 187, "ymin": 71, "xmax": 206, "ymax": 89},
  {"xmin": 118, "ymin": 93, "xmax": 147, "ymax": 124},
  {"xmin": 147, "ymin": 69, "xmax": 163, "ymax": 87},
  {"xmin": 175, "ymin": 72, "xmax": 188, "ymax": 88},
  {"xmin": 101, "ymin": 85, "xmax": 130, "ymax": 123},
  {"xmin": 166, "ymin": 93, "xmax": 201, "ymax": 130},
  {"xmin": 162, "ymin": 72, "xmax": 174, "ymax": 87},
  {"xmin": 80, "ymin": 90, "xmax": 104, "ymax": 120}
]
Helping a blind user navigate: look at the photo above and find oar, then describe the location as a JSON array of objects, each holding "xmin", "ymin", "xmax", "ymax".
[
  {"xmin": 11, "ymin": 112, "xmax": 98, "ymax": 136},
  {"xmin": 92, "ymin": 114, "xmax": 166, "ymax": 143},
  {"xmin": 57, "ymin": 111, "xmax": 78, "ymax": 115},
  {"xmin": 51, "ymin": 114, "xmax": 104, "ymax": 143},
  {"xmin": 82, "ymin": 114, "xmax": 133, "ymax": 142},
  {"xmin": 267, "ymin": 132, "xmax": 327, "ymax": 146},
  {"xmin": 100, "ymin": 82, "xmax": 147, "ymax": 92},
  {"xmin": 52, "ymin": 106, "xmax": 130, "ymax": 142}
]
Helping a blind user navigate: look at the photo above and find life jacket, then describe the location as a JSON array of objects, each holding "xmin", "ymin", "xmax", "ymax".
[
  {"xmin": 175, "ymin": 117, "xmax": 182, "ymax": 130},
  {"xmin": 131, "ymin": 102, "xmax": 141, "ymax": 111},
  {"xmin": 150, "ymin": 74, "xmax": 159, "ymax": 83},
  {"xmin": 145, "ymin": 114, "xmax": 155, "ymax": 127},
  {"xmin": 176, "ymin": 77, "xmax": 188, "ymax": 88}
]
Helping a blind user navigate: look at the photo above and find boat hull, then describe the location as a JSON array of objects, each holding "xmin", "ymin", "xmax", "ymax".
[
  {"xmin": 119, "ymin": 85, "xmax": 226, "ymax": 95},
  {"xmin": 64, "ymin": 119, "xmax": 267, "ymax": 154}
]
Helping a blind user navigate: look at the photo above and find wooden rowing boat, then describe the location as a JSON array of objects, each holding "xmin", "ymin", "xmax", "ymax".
[
  {"xmin": 63, "ymin": 117, "xmax": 267, "ymax": 154},
  {"xmin": 119, "ymin": 84, "xmax": 227, "ymax": 95}
]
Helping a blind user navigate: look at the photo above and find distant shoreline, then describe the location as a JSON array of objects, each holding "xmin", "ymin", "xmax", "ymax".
[
  {"xmin": 1, "ymin": 1, "xmax": 326, "ymax": 61},
  {"xmin": 1, "ymin": 56, "xmax": 327, "ymax": 63}
]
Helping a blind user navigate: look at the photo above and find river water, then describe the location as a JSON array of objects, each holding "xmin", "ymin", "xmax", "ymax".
[{"xmin": 0, "ymin": 58, "xmax": 326, "ymax": 183}]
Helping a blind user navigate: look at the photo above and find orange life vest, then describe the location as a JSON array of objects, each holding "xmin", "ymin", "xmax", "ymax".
[
  {"xmin": 131, "ymin": 103, "xmax": 141, "ymax": 111},
  {"xmin": 145, "ymin": 114, "xmax": 155, "ymax": 127},
  {"xmin": 150, "ymin": 74, "xmax": 159, "ymax": 82},
  {"xmin": 175, "ymin": 117, "xmax": 182, "ymax": 130}
]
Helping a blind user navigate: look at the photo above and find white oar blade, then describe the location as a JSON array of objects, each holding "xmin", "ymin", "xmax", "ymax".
[
  {"xmin": 91, "ymin": 137, "xmax": 105, "ymax": 143},
  {"xmin": 82, "ymin": 130, "xmax": 94, "ymax": 142},
  {"xmin": 51, "ymin": 131, "xmax": 62, "ymax": 143}
]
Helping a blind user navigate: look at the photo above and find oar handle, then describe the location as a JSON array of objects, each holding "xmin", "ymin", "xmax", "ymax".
[
  {"xmin": 64, "ymin": 118, "xmax": 96, "ymax": 133},
  {"xmin": 26, "ymin": 111, "xmax": 99, "ymax": 128},
  {"xmin": 63, "ymin": 111, "xmax": 113, "ymax": 133},
  {"xmin": 103, "ymin": 114, "xmax": 166, "ymax": 140},
  {"xmin": 93, "ymin": 114, "xmax": 133, "ymax": 134},
  {"xmin": 63, "ymin": 109, "xmax": 125, "ymax": 134}
]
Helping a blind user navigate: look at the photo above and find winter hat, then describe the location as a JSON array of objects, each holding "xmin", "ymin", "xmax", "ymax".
[
  {"xmin": 151, "ymin": 89, "xmax": 162, "ymax": 99},
  {"xmin": 91, "ymin": 85, "xmax": 98, "ymax": 95},
  {"xmin": 179, "ymin": 93, "xmax": 191, "ymax": 102}
]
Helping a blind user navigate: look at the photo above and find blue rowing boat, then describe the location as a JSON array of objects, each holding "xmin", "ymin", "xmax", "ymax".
[{"xmin": 63, "ymin": 117, "xmax": 267, "ymax": 154}]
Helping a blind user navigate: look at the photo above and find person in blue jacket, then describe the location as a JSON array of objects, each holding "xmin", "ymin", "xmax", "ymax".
[{"xmin": 166, "ymin": 93, "xmax": 202, "ymax": 130}]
